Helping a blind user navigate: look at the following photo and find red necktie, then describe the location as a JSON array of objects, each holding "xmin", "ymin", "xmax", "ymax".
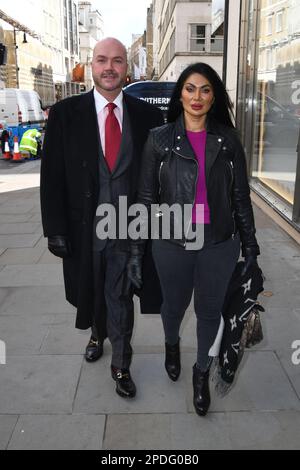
[{"xmin": 105, "ymin": 102, "xmax": 121, "ymax": 172}]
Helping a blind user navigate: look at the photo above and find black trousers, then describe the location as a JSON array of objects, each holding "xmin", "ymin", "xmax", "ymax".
[
  {"xmin": 152, "ymin": 225, "xmax": 240, "ymax": 370},
  {"xmin": 93, "ymin": 241, "xmax": 134, "ymax": 369}
]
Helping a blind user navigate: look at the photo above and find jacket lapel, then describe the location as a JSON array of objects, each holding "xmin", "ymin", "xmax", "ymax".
[
  {"xmin": 173, "ymin": 114, "xmax": 197, "ymax": 160},
  {"xmin": 174, "ymin": 114, "xmax": 225, "ymax": 182}
]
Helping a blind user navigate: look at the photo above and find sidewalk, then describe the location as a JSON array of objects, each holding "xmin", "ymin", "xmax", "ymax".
[{"xmin": 0, "ymin": 159, "xmax": 300, "ymax": 450}]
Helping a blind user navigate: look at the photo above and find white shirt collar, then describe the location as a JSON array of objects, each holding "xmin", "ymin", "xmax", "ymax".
[{"xmin": 93, "ymin": 87, "xmax": 123, "ymax": 114}]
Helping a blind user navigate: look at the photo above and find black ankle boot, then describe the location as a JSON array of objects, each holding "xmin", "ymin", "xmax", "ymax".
[
  {"xmin": 193, "ymin": 363, "xmax": 211, "ymax": 416},
  {"xmin": 165, "ymin": 339, "xmax": 181, "ymax": 381}
]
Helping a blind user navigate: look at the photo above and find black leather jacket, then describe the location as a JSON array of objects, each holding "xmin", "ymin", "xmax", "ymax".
[{"xmin": 137, "ymin": 114, "xmax": 260, "ymax": 257}]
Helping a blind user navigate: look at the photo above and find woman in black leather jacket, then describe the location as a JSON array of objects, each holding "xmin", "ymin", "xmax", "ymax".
[{"xmin": 128, "ymin": 63, "xmax": 260, "ymax": 416}]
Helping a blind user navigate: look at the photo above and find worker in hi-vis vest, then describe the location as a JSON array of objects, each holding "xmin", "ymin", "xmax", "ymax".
[{"xmin": 19, "ymin": 129, "xmax": 42, "ymax": 157}]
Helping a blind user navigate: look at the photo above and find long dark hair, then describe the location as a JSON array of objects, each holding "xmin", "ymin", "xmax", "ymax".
[{"xmin": 167, "ymin": 62, "xmax": 235, "ymax": 128}]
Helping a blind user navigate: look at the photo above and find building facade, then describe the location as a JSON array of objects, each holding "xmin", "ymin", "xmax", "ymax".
[
  {"xmin": 129, "ymin": 33, "xmax": 147, "ymax": 81},
  {"xmin": 78, "ymin": 1, "xmax": 104, "ymax": 92},
  {"xmin": 146, "ymin": 4, "xmax": 154, "ymax": 80},
  {"xmin": 152, "ymin": 0, "xmax": 224, "ymax": 81},
  {"xmin": 0, "ymin": 0, "xmax": 80, "ymax": 106},
  {"xmin": 57, "ymin": 0, "xmax": 80, "ymax": 100}
]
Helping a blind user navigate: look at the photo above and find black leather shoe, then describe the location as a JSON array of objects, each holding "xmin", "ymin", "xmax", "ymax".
[
  {"xmin": 84, "ymin": 336, "xmax": 103, "ymax": 362},
  {"xmin": 193, "ymin": 363, "xmax": 211, "ymax": 416},
  {"xmin": 165, "ymin": 339, "xmax": 181, "ymax": 381},
  {"xmin": 111, "ymin": 366, "xmax": 136, "ymax": 398}
]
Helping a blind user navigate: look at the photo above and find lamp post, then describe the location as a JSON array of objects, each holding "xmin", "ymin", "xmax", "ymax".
[
  {"xmin": 13, "ymin": 29, "xmax": 28, "ymax": 88},
  {"xmin": 13, "ymin": 28, "xmax": 19, "ymax": 88}
]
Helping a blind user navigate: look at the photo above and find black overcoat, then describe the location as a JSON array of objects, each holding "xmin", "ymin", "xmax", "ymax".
[{"xmin": 40, "ymin": 90, "xmax": 164, "ymax": 330}]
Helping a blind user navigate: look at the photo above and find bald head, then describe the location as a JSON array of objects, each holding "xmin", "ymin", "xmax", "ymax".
[
  {"xmin": 93, "ymin": 37, "xmax": 127, "ymax": 61},
  {"xmin": 91, "ymin": 37, "xmax": 128, "ymax": 100}
]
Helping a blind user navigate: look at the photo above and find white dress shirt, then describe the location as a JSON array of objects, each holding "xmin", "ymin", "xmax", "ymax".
[{"xmin": 93, "ymin": 88, "xmax": 123, "ymax": 156}]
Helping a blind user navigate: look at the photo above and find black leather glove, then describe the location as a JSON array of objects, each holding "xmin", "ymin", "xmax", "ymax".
[
  {"xmin": 241, "ymin": 254, "xmax": 258, "ymax": 277},
  {"xmin": 127, "ymin": 244, "xmax": 144, "ymax": 290},
  {"xmin": 48, "ymin": 235, "xmax": 72, "ymax": 259}
]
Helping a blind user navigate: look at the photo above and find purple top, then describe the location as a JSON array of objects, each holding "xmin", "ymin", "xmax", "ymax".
[{"xmin": 186, "ymin": 130, "xmax": 211, "ymax": 224}]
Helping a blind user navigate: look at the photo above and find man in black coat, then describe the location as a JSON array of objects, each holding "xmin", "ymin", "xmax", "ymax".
[{"xmin": 40, "ymin": 38, "xmax": 164, "ymax": 398}]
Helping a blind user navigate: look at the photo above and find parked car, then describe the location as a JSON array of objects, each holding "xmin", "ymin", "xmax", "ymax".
[
  {"xmin": 0, "ymin": 88, "xmax": 46, "ymax": 128},
  {"xmin": 123, "ymin": 81, "xmax": 176, "ymax": 120}
]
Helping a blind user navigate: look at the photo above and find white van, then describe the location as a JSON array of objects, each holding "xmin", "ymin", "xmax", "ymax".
[{"xmin": 0, "ymin": 89, "xmax": 45, "ymax": 127}]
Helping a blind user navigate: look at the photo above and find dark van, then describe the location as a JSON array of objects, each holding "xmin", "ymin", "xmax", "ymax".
[{"xmin": 123, "ymin": 81, "xmax": 176, "ymax": 120}]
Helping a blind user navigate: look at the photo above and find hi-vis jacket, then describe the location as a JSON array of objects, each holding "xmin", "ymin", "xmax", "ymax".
[{"xmin": 20, "ymin": 129, "xmax": 41, "ymax": 155}]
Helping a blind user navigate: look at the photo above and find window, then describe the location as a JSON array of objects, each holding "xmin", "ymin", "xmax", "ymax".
[
  {"xmin": 266, "ymin": 49, "xmax": 272, "ymax": 70},
  {"xmin": 267, "ymin": 16, "xmax": 273, "ymax": 35},
  {"xmin": 68, "ymin": 0, "xmax": 74, "ymax": 54},
  {"xmin": 211, "ymin": 33, "xmax": 224, "ymax": 52},
  {"xmin": 65, "ymin": 57, "xmax": 69, "ymax": 75},
  {"xmin": 73, "ymin": 2, "xmax": 78, "ymax": 55},
  {"xmin": 190, "ymin": 24, "xmax": 206, "ymax": 52},
  {"xmin": 64, "ymin": 0, "xmax": 68, "ymax": 50},
  {"xmin": 276, "ymin": 11, "xmax": 283, "ymax": 32}
]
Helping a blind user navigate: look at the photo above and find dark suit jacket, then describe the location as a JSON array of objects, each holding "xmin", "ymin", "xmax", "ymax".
[{"xmin": 40, "ymin": 89, "xmax": 164, "ymax": 330}]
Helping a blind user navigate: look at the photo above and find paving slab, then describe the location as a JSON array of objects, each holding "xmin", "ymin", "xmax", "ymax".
[
  {"xmin": 253, "ymin": 307, "xmax": 300, "ymax": 353},
  {"xmin": 103, "ymin": 411, "xmax": 300, "ymax": 450},
  {"xmin": 0, "ymin": 214, "xmax": 34, "ymax": 223},
  {"xmin": 104, "ymin": 414, "xmax": 171, "ymax": 450},
  {"xmin": 0, "ymin": 233, "xmax": 41, "ymax": 249},
  {"xmin": 131, "ymin": 314, "xmax": 165, "ymax": 354},
  {"xmin": 29, "ymin": 213, "xmax": 42, "ymax": 222},
  {"xmin": 73, "ymin": 354, "xmax": 188, "ymax": 415},
  {"xmin": 33, "ymin": 235, "xmax": 47, "ymax": 249},
  {"xmin": 259, "ymin": 240, "xmax": 300, "ymax": 260},
  {"xmin": 274, "ymin": 349, "xmax": 300, "ymax": 401},
  {"xmin": 0, "ymin": 355, "xmax": 83, "ymax": 414},
  {"xmin": 0, "ymin": 314, "xmax": 53, "ymax": 355},
  {"xmin": 7, "ymin": 414, "xmax": 106, "ymax": 450},
  {"xmin": 0, "ymin": 202, "xmax": 36, "ymax": 214},
  {"xmin": 0, "ymin": 416, "xmax": 19, "ymax": 450},
  {"xmin": 184, "ymin": 351, "xmax": 300, "ymax": 413},
  {"xmin": 256, "ymin": 227, "xmax": 291, "ymax": 243},
  {"xmin": 40, "ymin": 317, "xmax": 90, "ymax": 355},
  {"xmin": 37, "ymin": 249, "xmax": 62, "ymax": 264},
  {"xmin": 259, "ymin": 256, "xmax": 300, "ymax": 280},
  {"xmin": 253, "ymin": 208, "xmax": 281, "ymax": 229},
  {"xmin": 259, "ymin": 278, "xmax": 300, "ymax": 310},
  {"xmin": 0, "ymin": 264, "xmax": 64, "ymax": 287},
  {"xmin": 0, "ymin": 223, "xmax": 41, "ymax": 235},
  {"xmin": 0, "ymin": 247, "xmax": 45, "ymax": 265},
  {"xmin": 0, "ymin": 172, "xmax": 40, "ymax": 194},
  {"xmin": 0, "ymin": 286, "xmax": 74, "ymax": 315},
  {"xmin": 40, "ymin": 310, "xmax": 195, "ymax": 357}
]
